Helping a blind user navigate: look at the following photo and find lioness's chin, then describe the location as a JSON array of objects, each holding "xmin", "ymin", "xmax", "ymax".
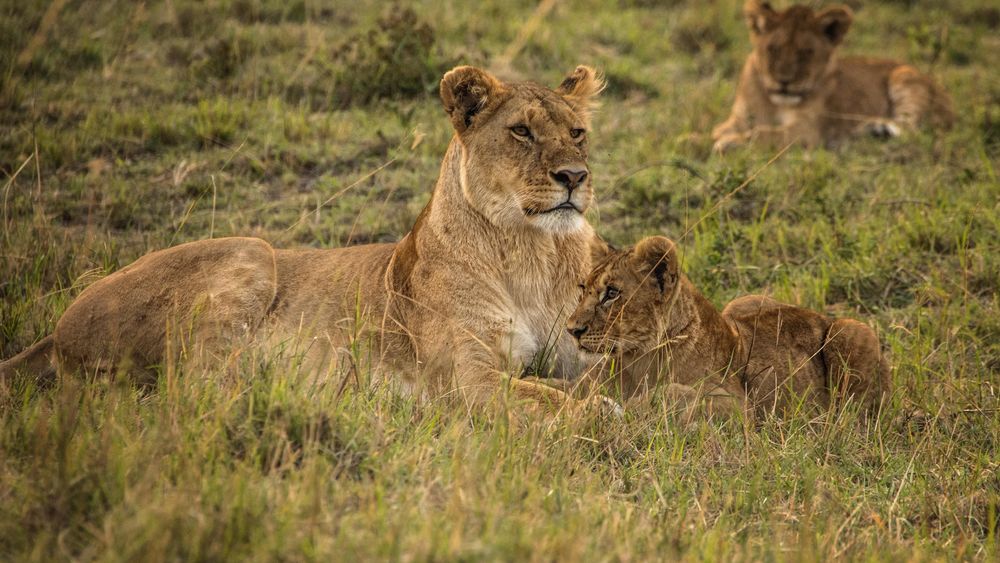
[
  {"xmin": 769, "ymin": 93, "xmax": 804, "ymax": 106},
  {"xmin": 529, "ymin": 210, "xmax": 586, "ymax": 233}
]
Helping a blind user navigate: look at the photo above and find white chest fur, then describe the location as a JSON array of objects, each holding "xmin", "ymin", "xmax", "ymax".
[
  {"xmin": 504, "ymin": 303, "xmax": 568, "ymax": 371},
  {"xmin": 502, "ymin": 263, "xmax": 576, "ymax": 370},
  {"xmin": 776, "ymin": 107, "xmax": 798, "ymax": 126}
]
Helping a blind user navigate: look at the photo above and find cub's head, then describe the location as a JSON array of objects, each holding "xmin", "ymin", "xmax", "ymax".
[
  {"xmin": 439, "ymin": 65, "xmax": 604, "ymax": 233},
  {"xmin": 567, "ymin": 236, "xmax": 681, "ymax": 355},
  {"xmin": 744, "ymin": 1, "xmax": 853, "ymax": 106}
]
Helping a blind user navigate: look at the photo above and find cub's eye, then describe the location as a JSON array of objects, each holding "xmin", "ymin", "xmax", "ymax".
[
  {"xmin": 578, "ymin": 283, "xmax": 586, "ymax": 291},
  {"xmin": 570, "ymin": 128, "xmax": 586, "ymax": 139},
  {"xmin": 799, "ymin": 48, "xmax": 814, "ymax": 59},
  {"xmin": 601, "ymin": 286, "xmax": 621, "ymax": 304},
  {"xmin": 767, "ymin": 44, "xmax": 780, "ymax": 56},
  {"xmin": 510, "ymin": 125, "xmax": 532, "ymax": 138}
]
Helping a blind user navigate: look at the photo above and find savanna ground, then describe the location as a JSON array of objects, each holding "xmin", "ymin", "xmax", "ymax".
[{"xmin": 1, "ymin": 0, "xmax": 998, "ymax": 559}]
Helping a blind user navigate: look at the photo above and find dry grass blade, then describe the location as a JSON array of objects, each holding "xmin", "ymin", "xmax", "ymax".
[
  {"xmin": 494, "ymin": 0, "xmax": 560, "ymax": 73},
  {"xmin": 281, "ymin": 158, "xmax": 398, "ymax": 238},
  {"xmin": 15, "ymin": 0, "xmax": 67, "ymax": 68},
  {"xmin": 678, "ymin": 143, "xmax": 791, "ymax": 242}
]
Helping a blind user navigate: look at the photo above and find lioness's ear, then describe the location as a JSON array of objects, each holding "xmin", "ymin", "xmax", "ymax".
[
  {"xmin": 816, "ymin": 5, "xmax": 853, "ymax": 45},
  {"xmin": 744, "ymin": 0, "xmax": 777, "ymax": 35},
  {"xmin": 440, "ymin": 66, "xmax": 505, "ymax": 133},
  {"xmin": 555, "ymin": 65, "xmax": 605, "ymax": 124},
  {"xmin": 630, "ymin": 236, "xmax": 680, "ymax": 294}
]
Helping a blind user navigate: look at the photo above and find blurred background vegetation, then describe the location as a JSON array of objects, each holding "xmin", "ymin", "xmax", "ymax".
[{"xmin": 1, "ymin": 0, "xmax": 998, "ymax": 559}]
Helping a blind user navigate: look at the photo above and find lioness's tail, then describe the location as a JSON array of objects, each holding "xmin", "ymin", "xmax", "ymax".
[
  {"xmin": 0, "ymin": 335, "xmax": 57, "ymax": 387},
  {"xmin": 822, "ymin": 319, "xmax": 892, "ymax": 412}
]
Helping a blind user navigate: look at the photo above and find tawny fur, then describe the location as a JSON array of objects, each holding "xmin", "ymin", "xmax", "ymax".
[
  {"xmin": 566, "ymin": 236, "xmax": 892, "ymax": 419},
  {"xmin": 2, "ymin": 65, "xmax": 617, "ymax": 416},
  {"xmin": 712, "ymin": 1, "xmax": 954, "ymax": 152}
]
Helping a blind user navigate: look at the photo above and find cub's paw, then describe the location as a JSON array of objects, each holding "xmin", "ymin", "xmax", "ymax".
[
  {"xmin": 581, "ymin": 394, "xmax": 625, "ymax": 419},
  {"xmin": 864, "ymin": 119, "xmax": 903, "ymax": 139}
]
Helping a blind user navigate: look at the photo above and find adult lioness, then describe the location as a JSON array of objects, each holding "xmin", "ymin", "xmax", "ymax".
[
  {"xmin": 2, "ymin": 65, "xmax": 614, "ymax": 415},
  {"xmin": 713, "ymin": 1, "xmax": 954, "ymax": 152},
  {"xmin": 566, "ymin": 236, "xmax": 891, "ymax": 418}
]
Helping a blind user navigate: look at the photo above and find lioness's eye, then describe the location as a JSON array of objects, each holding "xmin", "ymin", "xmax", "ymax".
[
  {"xmin": 570, "ymin": 128, "xmax": 586, "ymax": 139},
  {"xmin": 511, "ymin": 125, "xmax": 532, "ymax": 138},
  {"xmin": 602, "ymin": 286, "xmax": 621, "ymax": 304}
]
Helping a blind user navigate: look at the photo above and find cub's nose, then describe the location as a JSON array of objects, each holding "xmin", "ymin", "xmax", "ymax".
[
  {"xmin": 567, "ymin": 325, "xmax": 588, "ymax": 340},
  {"xmin": 550, "ymin": 166, "xmax": 589, "ymax": 191}
]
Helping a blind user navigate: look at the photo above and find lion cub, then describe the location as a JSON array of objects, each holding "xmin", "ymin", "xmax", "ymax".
[
  {"xmin": 713, "ymin": 1, "xmax": 954, "ymax": 151},
  {"xmin": 567, "ymin": 236, "xmax": 891, "ymax": 419}
]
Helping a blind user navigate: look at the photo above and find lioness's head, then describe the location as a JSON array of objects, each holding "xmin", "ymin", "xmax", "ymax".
[
  {"xmin": 439, "ymin": 65, "xmax": 604, "ymax": 233},
  {"xmin": 567, "ymin": 236, "xmax": 681, "ymax": 355},
  {"xmin": 744, "ymin": 1, "xmax": 853, "ymax": 106}
]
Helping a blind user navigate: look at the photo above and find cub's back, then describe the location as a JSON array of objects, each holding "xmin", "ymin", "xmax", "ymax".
[
  {"xmin": 723, "ymin": 298, "xmax": 833, "ymax": 366},
  {"xmin": 723, "ymin": 298, "xmax": 833, "ymax": 412}
]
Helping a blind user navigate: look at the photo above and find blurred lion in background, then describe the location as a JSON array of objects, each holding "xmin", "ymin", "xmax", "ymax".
[{"xmin": 713, "ymin": 1, "xmax": 954, "ymax": 151}]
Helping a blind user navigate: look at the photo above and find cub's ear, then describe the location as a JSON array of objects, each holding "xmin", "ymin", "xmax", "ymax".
[
  {"xmin": 630, "ymin": 236, "xmax": 680, "ymax": 294},
  {"xmin": 816, "ymin": 5, "xmax": 853, "ymax": 45},
  {"xmin": 589, "ymin": 236, "xmax": 614, "ymax": 265},
  {"xmin": 555, "ymin": 65, "xmax": 605, "ymax": 124},
  {"xmin": 744, "ymin": 0, "xmax": 777, "ymax": 35},
  {"xmin": 440, "ymin": 66, "xmax": 505, "ymax": 133}
]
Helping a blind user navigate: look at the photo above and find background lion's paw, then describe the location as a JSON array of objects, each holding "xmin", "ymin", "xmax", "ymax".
[{"xmin": 864, "ymin": 119, "xmax": 903, "ymax": 139}]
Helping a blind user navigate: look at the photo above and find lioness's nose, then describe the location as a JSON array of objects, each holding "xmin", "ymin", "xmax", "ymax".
[
  {"xmin": 568, "ymin": 325, "xmax": 588, "ymax": 339},
  {"xmin": 550, "ymin": 166, "xmax": 588, "ymax": 191}
]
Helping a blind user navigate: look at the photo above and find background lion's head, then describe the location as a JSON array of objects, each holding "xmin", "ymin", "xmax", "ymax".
[{"xmin": 744, "ymin": 1, "xmax": 853, "ymax": 105}]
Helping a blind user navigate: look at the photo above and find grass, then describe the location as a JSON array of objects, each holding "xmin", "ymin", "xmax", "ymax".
[{"xmin": 1, "ymin": 0, "xmax": 998, "ymax": 559}]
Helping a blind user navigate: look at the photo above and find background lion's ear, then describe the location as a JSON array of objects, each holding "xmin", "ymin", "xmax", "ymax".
[
  {"xmin": 744, "ymin": 0, "xmax": 776, "ymax": 35},
  {"xmin": 630, "ymin": 236, "xmax": 680, "ymax": 294},
  {"xmin": 440, "ymin": 66, "xmax": 505, "ymax": 133},
  {"xmin": 555, "ymin": 65, "xmax": 605, "ymax": 124},
  {"xmin": 816, "ymin": 5, "xmax": 853, "ymax": 45}
]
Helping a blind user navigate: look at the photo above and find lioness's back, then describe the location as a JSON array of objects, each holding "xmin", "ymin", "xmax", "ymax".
[
  {"xmin": 269, "ymin": 243, "xmax": 397, "ymax": 330},
  {"xmin": 54, "ymin": 237, "xmax": 278, "ymax": 373}
]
